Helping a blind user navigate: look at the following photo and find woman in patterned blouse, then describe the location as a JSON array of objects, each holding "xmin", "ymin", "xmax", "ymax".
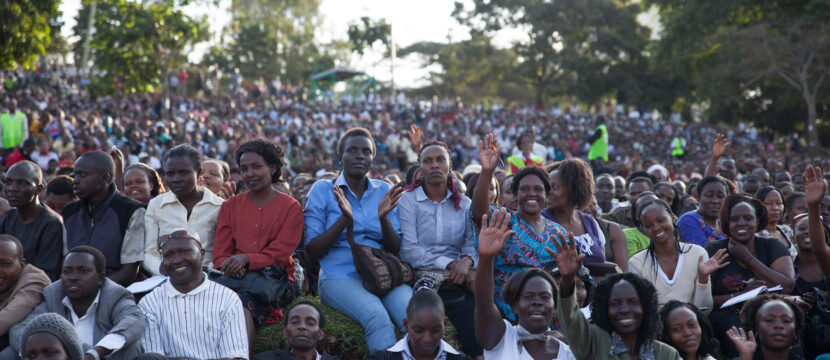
[{"xmin": 470, "ymin": 133, "xmax": 566, "ymax": 321}]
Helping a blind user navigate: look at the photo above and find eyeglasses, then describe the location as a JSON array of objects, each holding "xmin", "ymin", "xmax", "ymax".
[{"xmin": 157, "ymin": 230, "xmax": 201, "ymax": 250}]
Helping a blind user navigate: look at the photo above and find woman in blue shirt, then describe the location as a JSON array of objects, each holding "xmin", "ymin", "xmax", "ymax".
[
  {"xmin": 677, "ymin": 176, "xmax": 728, "ymax": 247},
  {"xmin": 303, "ymin": 127, "xmax": 411, "ymax": 351}
]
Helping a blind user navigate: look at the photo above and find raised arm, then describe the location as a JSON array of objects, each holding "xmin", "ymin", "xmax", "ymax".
[
  {"xmin": 705, "ymin": 134, "xmax": 730, "ymax": 177},
  {"xmin": 472, "ymin": 133, "xmax": 501, "ymax": 227},
  {"xmin": 805, "ymin": 165, "xmax": 830, "ymax": 277},
  {"xmin": 474, "ymin": 209, "xmax": 513, "ymax": 350}
]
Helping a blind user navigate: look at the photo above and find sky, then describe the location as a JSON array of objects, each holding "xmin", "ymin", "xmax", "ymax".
[{"xmin": 58, "ymin": 0, "xmax": 658, "ymax": 88}]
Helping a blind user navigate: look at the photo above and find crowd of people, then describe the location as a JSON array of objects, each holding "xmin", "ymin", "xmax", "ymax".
[{"xmin": 1, "ymin": 63, "xmax": 830, "ymax": 360}]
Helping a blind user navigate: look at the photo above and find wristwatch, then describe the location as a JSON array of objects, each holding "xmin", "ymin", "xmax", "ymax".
[{"xmin": 86, "ymin": 349, "xmax": 101, "ymax": 360}]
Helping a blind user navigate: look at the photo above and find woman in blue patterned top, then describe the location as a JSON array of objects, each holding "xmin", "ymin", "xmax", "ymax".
[{"xmin": 470, "ymin": 133, "xmax": 566, "ymax": 321}]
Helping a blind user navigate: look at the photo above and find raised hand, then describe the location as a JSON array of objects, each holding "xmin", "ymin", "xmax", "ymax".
[
  {"xmin": 333, "ymin": 185, "xmax": 353, "ymax": 221},
  {"xmin": 546, "ymin": 230, "xmax": 584, "ymax": 279},
  {"xmin": 378, "ymin": 185, "xmax": 404, "ymax": 219},
  {"xmin": 217, "ymin": 181, "xmax": 237, "ymax": 200},
  {"xmin": 110, "ymin": 147, "xmax": 125, "ymax": 172},
  {"xmin": 698, "ymin": 248, "xmax": 730, "ymax": 281},
  {"xmin": 478, "ymin": 133, "xmax": 501, "ymax": 172},
  {"xmin": 408, "ymin": 124, "xmax": 423, "ymax": 152},
  {"xmin": 805, "ymin": 165, "xmax": 825, "ymax": 206},
  {"xmin": 726, "ymin": 326, "xmax": 756, "ymax": 360},
  {"xmin": 478, "ymin": 209, "xmax": 514, "ymax": 258},
  {"xmin": 712, "ymin": 133, "xmax": 730, "ymax": 158}
]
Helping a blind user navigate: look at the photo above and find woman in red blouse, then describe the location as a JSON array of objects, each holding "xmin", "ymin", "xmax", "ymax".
[{"xmin": 213, "ymin": 139, "xmax": 304, "ymax": 343}]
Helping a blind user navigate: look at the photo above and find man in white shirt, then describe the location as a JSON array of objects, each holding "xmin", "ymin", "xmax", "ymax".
[
  {"xmin": 138, "ymin": 229, "xmax": 248, "ymax": 360},
  {"xmin": 9, "ymin": 246, "xmax": 145, "ymax": 360}
]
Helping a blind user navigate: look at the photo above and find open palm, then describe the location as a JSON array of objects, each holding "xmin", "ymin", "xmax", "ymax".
[
  {"xmin": 698, "ymin": 248, "xmax": 729, "ymax": 278},
  {"xmin": 805, "ymin": 165, "xmax": 826, "ymax": 205},
  {"xmin": 712, "ymin": 133, "xmax": 730, "ymax": 158},
  {"xmin": 546, "ymin": 230, "xmax": 584, "ymax": 279},
  {"xmin": 478, "ymin": 133, "xmax": 501, "ymax": 172},
  {"xmin": 478, "ymin": 209, "xmax": 514, "ymax": 258},
  {"xmin": 727, "ymin": 327, "xmax": 756, "ymax": 359}
]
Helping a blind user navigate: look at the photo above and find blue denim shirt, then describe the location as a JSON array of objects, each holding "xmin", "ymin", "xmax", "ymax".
[{"xmin": 303, "ymin": 173, "xmax": 402, "ymax": 280}]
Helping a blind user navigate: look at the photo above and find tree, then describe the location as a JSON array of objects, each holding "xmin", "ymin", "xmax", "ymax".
[
  {"xmin": 648, "ymin": 0, "xmax": 830, "ymax": 152},
  {"xmin": 347, "ymin": 17, "xmax": 391, "ymax": 55},
  {"xmin": 213, "ymin": 0, "xmax": 324, "ymax": 85},
  {"xmin": 0, "ymin": 0, "xmax": 60, "ymax": 70},
  {"xmin": 75, "ymin": 0, "xmax": 207, "ymax": 97},
  {"xmin": 453, "ymin": 0, "xmax": 651, "ymax": 108},
  {"xmin": 399, "ymin": 36, "xmax": 532, "ymax": 103}
]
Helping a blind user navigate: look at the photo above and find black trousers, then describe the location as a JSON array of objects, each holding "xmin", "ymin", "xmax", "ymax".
[{"xmin": 439, "ymin": 283, "xmax": 483, "ymax": 357}]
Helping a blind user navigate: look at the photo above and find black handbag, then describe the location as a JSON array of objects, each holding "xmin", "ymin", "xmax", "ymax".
[{"xmin": 208, "ymin": 266, "xmax": 293, "ymax": 305}]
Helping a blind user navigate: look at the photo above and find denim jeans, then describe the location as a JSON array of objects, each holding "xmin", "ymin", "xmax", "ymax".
[{"xmin": 319, "ymin": 278, "xmax": 413, "ymax": 350}]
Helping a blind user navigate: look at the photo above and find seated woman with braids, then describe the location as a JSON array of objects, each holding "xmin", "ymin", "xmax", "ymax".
[
  {"xmin": 473, "ymin": 209, "xmax": 576, "ymax": 359},
  {"xmin": 551, "ymin": 229, "xmax": 680, "ymax": 359},
  {"xmin": 398, "ymin": 140, "xmax": 481, "ymax": 359},
  {"xmin": 629, "ymin": 199, "xmax": 728, "ymax": 313}
]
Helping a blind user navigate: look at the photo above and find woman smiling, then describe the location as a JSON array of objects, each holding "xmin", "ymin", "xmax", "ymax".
[
  {"xmin": 470, "ymin": 133, "xmax": 566, "ymax": 321},
  {"xmin": 704, "ymin": 194, "xmax": 795, "ymax": 358},
  {"xmin": 552, "ymin": 231, "xmax": 679, "ymax": 359}
]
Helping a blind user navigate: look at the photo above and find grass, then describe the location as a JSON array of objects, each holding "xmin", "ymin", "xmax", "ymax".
[{"xmin": 254, "ymin": 295, "xmax": 461, "ymax": 360}]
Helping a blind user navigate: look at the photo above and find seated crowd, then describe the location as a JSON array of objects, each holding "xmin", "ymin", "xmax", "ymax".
[{"xmin": 3, "ymin": 123, "xmax": 830, "ymax": 360}]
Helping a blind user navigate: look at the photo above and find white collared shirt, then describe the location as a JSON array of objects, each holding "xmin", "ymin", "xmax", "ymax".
[
  {"xmin": 143, "ymin": 190, "xmax": 224, "ymax": 275},
  {"xmin": 386, "ymin": 334, "xmax": 462, "ymax": 360},
  {"xmin": 61, "ymin": 291, "xmax": 127, "ymax": 352},
  {"xmin": 138, "ymin": 274, "xmax": 248, "ymax": 359}
]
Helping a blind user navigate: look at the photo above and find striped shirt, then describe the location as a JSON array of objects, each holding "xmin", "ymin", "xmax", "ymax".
[{"xmin": 138, "ymin": 274, "xmax": 249, "ymax": 359}]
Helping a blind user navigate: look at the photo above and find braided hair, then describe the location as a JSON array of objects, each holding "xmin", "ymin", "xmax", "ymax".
[{"xmin": 404, "ymin": 140, "xmax": 463, "ymax": 210}]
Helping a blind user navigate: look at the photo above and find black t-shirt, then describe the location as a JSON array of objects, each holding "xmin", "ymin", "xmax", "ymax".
[{"xmin": 705, "ymin": 236, "xmax": 791, "ymax": 296}]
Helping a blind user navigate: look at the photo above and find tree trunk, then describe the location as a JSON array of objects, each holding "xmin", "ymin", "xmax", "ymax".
[
  {"xmin": 535, "ymin": 78, "xmax": 545, "ymax": 109},
  {"xmin": 805, "ymin": 93, "xmax": 819, "ymax": 156}
]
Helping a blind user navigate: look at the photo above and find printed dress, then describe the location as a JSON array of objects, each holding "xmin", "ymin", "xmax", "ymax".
[{"xmin": 476, "ymin": 206, "xmax": 566, "ymax": 320}]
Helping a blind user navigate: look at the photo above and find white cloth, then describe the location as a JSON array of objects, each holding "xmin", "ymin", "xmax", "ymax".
[
  {"xmin": 484, "ymin": 319, "xmax": 576, "ymax": 360},
  {"xmin": 143, "ymin": 190, "xmax": 223, "ymax": 275},
  {"xmin": 31, "ymin": 151, "xmax": 59, "ymax": 170},
  {"xmin": 138, "ymin": 274, "xmax": 248, "ymax": 359},
  {"xmin": 387, "ymin": 334, "xmax": 461, "ymax": 360},
  {"xmin": 61, "ymin": 291, "xmax": 126, "ymax": 352}
]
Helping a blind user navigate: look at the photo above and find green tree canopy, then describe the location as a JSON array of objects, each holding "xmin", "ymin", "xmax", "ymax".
[
  {"xmin": 648, "ymin": 0, "xmax": 830, "ymax": 151},
  {"xmin": 74, "ymin": 0, "xmax": 207, "ymax": 96},
  {"xmin": 0, "ymin": 0, "xmax": 60, "ymax": 70},
  {"xmin": 453, "ymin": 0, "xmax": 651, "ymax": 107}
]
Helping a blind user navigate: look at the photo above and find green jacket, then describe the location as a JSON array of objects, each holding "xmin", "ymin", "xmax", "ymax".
[
  {"xmin": 588, "ymin": 124, "xmax": 609, "ymax": 162},
  {"xmin": 557, "ymin": 292, "xmax": 680, "ymax": 360}
]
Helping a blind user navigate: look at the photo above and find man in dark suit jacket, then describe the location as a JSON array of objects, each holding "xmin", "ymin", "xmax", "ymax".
[
  {"xmin": 9, "ymin": 246, "xmax": 145, "ymax": 360},
  {"xmin": 252, "ymin": 301, "xmax": 338, "ymax": 360}
]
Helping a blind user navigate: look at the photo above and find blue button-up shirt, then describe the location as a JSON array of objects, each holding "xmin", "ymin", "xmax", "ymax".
[
  {"xmin": 303, "ymin": 174, "xmax": 402, "ymax": 280},
  {"xmin": 398, "ymin": 187, "xmax": 477, "ymax": 271}
]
